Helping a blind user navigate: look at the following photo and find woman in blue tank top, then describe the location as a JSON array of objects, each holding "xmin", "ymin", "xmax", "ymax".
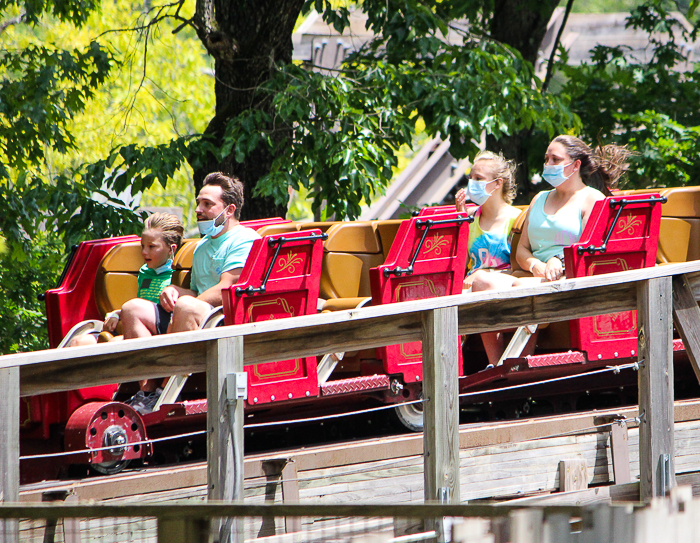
[{"xmin": 469, "ymin": 135, "xmax": 632, "ymax": 366}]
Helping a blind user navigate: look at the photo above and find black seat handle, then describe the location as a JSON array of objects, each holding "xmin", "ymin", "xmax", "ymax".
[
  {"xmin": 235, "ymin": 232, "xmax": 328, "ymax": 297},
  {"xmin": 577, "ymin": 196, "xmax": 667, "ymax": 256},
  {"xmin": 383, "ymin": 215, "xmax": 473, "ymax": 277}
]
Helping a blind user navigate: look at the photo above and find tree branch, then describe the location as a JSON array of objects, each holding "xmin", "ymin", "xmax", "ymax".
[
  {"xmin": 542, "ymin": 0, "xmax": 574, "ymax": 94},
  {"xmin": 193, "ymin": 0, "xmax": 214, "ymax": 43},
  {"xmin": 0, "ymin": 12, "xmax": 25, "ymax": 35}
]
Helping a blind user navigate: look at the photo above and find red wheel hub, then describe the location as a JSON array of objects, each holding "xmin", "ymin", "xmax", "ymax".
[{"xmin": 65, "ymin": 401, "xmax": 151, "ymax": 469}]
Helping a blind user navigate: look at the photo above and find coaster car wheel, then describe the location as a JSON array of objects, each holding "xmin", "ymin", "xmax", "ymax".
[
  {"xmin": 394, "ymin": 397, "xmax": 424, "ymax": 432},
  {"xmin": 64, "ymin": 401, "xmax": 151, "ymax": 476}
]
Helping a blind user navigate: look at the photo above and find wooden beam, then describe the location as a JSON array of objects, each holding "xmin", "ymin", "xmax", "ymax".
[
  {"xmin": 558, "ymin": 459, "xmax": 588, "ymax": 492},
  {"xmin": 281, "ymin": 461, "xmax": 301, "ymax": 534},
  {"xmin": 638, "ymin": 276, "xmax": 675, "ymax": 501},
  {"xmin": 672, "ymin": 274, "xmax": 700, "ymax": 383},
  {"xmin": 610, "ymin": 420, "xmax": 632, "ymax": 485},
  {"xmin": 610, "ymin": 421, "xmax": 631, "ymax": 485},
  {"xmin": 542, "ymin": 513, "xmax": 572, "ymax": 543},
  {"xmin": 0, "ymin": 366, "xmax": 19, "ymax": 543},
  {"xmin": 6, "ymin": 261, "xmax": 700, "ymax": 398},
  {"xmin": 157, "ymin": 516, "xmax": 207, "ymax": 543},
  {"xmin": 207, "ymin": 337, "xmax": 244, "ymax": 542},
  {"xmin": 423, "ymin": 307, "xmax": 460, "ymax": 504}
]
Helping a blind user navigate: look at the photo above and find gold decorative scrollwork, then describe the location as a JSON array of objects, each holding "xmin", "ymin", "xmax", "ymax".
[
  {"xmin": 616, "ymin": 215, "xmax": 643, "ymax": 237},
  {"xmin": 423, "ymin": 234, "xmax": 450, "ymax": 256},
  {"xmin": 277, "ymin": 253, "xmax": 304, "ymax": 274},
  {"xmin": 247, "ymin": 298, "xmax": 296, "ymax": 322}
]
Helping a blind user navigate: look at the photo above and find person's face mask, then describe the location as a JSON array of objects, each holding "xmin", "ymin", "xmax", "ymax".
[
  {"xmin": 542, "ymin": 161, "xmax": 574, "ymax": 187},
  {"xmin": 197, "ymin": 208, "xmax": 227, "ymax": 237},
  {"xmin": 153, "ymin": 258, "xmax": 173, "ymax": 275},
  {"xmin": 466, "ymin": 178, "xmax": 498, "ymax": 206}
]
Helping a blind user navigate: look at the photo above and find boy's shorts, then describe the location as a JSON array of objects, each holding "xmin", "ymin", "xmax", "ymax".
[{"xmin": 154, "ymin": 303, "xmax": 172, "ymax": 335}]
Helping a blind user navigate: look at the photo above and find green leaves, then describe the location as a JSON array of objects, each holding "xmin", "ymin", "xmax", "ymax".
[
  {"xmin": 0, "ymin": 42, "xmax": 113, "ymax": 171},
  {"xmin": 557, "ymin": 0, "xmax": 700, "ymax": 189},
  {"xmin": 216, "ymin": 0, "xmax": 576, "ymax": 219}
]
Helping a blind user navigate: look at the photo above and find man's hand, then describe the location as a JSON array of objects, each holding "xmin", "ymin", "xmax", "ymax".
[{"xmin": 160, "ymin": 285, "xmax": 180, "ymax": 312}]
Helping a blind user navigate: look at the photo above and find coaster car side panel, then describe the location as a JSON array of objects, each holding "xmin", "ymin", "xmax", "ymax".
[
  {"xmin": 565, "ymin": 194, "xmax": 664, "ymax": 361},
  {"xmin": 221, "ymin": 229, "xmax": 326, "ymax": 405},
  {"xmin": 370, "ymin": 212, "xmax": 470, "ymax": 382}
]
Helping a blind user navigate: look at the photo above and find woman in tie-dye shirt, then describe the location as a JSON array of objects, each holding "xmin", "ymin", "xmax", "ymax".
[
  {"xmin": 455, "ymin": 150, "xmax": 521, "ymax": 366},
  {"xmin": 455, "ymin": 151, "xmax": 521, "ymax": 288}
]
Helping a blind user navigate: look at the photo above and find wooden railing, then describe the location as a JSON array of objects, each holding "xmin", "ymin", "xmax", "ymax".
[{"xmin": 3, "ymin": 261, "xmax": 700, "ymax": 541}]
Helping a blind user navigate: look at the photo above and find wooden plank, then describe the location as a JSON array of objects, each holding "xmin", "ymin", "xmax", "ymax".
[
  {"xmin": 22, "ymin": 401, "xmax": 700, "ymax": 504},
  {"xmin": 280, "ymin": 461, "xmax": 301, "ymax": 534},
  {"xmin": 509, "ymin": 508, "xmax": 543, "ymax": 543},
  {"xmin": 0, "ymin": 367, "xmax": 19, "ymax": 543},
  {"xmin": 542, "ymin": 513, "xmax": 572, "ymax": 543},
  {"xmin": 638, "ymin": 276, "xmax": 675, "ymax": 501},
  {"xmin": 558, "ymin": 459, "xmax": 588, "ymax": 492},
  {"xmin": 6, "ymin": 261, "xmax": 700, "ymax": 397},
  {"xmin": 672, "ymin": 274, "xmax": 700, "ymax": 383},
  {"xmin": 422, "ymin": 307, "xmax": 460, "ymax": 505},
  {"xmin": 157, "ymin": 516, "xmax": 207, "ymax": 543},
  {"xmin": 207, "ymin": 337, "xmax": 244, "ymax": 542},
  {"xmin": 610, "ymin": 421, "xmax": 631, "ymax": 484}
]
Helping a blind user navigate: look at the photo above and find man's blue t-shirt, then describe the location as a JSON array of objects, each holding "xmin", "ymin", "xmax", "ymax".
[{"xmin": 191, "ymin": 225, "xmax": 260, "ymax": 295}]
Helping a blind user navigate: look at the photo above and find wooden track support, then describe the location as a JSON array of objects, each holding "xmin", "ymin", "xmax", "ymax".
[
  {"xmin": 638, "ymin": 277, "xmax": 675, "ymax": 501},
  {"xmin": 207, "ymin": 337, "xmax": 245, "ymax": 543},
  {"xmin": 423, "ymin": 306, "xmax": 460, "ymax": 542},
  {"xmin": 0, "ymin": 367, "xmax": 19, "ymax": 543}
]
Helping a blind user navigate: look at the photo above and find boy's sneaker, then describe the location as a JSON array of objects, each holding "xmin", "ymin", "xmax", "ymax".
[{"xmin": 126, "ymin": 388, "xmax": 162, "ymax": 415}]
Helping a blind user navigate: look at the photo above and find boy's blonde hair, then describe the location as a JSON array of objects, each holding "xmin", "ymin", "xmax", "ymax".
[{"xmin": 144, "ymin": 212, "xmax": 184, "ymax": 252}]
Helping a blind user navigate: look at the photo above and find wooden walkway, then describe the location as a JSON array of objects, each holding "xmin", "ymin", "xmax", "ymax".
[{"xmin": 4, "ymin": 261, "xmax": 700, "ymax": 541}]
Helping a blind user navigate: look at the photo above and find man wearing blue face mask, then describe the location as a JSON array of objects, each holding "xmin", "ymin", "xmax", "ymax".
[{"xmin": 121, "ymin": 172, "xmax": 260, "ymax": 341}]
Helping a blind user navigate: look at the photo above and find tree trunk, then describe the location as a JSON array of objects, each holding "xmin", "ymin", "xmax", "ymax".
[
  {"xmin": 192, "ymin": 0, "xmax": 304, "ymax": 220},
  {"xmin": 487, "ymin": 0, "xmax": 562, "ymax": 204}
]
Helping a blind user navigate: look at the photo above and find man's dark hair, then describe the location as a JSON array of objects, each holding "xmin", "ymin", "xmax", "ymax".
[{"xmin": 202, "ymin": 172, "xmax": 244, "ymax": 219}]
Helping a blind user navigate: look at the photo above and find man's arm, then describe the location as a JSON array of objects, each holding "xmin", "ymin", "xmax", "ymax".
[{"xmin": 196, "ymin": 268, "xmax": 243, "ymax": 307}]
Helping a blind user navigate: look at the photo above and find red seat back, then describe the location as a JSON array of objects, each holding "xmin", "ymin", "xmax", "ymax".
[
  {"xmin": 44, "ymin": 236, "xmax": 140, "ymax": 348},
  {"xmin": 369, "ymin": 213, "xmax": 471, "ymax": 381},
  {"xmin": 565, "ymin": 194, "xmax": 665, "ymax": 360},
  {"xmin": 239, "ymin": 217, "xmax": 290, "ymax": 230},
  {"xmin": 418, "ymin": 204, "xmax": 477, "ymax": 216},
  {"xmin": 222, "ymin": 230, "xmax": 326, "ymax": 405}
]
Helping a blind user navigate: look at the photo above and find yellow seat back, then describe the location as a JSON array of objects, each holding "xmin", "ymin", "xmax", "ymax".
[
  {"xmin": 95, "ymin": 242, "xmax": 143, "ymax": 315},
  {"xmin": 321, "ymin": 222, "xmax": 384, "ymax": 299}
]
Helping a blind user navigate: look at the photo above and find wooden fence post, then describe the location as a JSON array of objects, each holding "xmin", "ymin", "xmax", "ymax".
[
  {"xmin": 207, "ymin": 336, "xmax": 245, "ymax": 543},
  {"xmin": 610, "ymin": 420, "xmax": 631, "ymax": 485},
  {"xmin": 0, "ymin": 366, "xmax": 19, "ymax": 543},
  {"xmin": 637, "ymin": 276, "xmax": 674, "ymax": 501},
  {"xmin": 158, "ymin": 516, "xmax": 208, "ymax": 543},
  {"xmin": 422, "ymin": 306, "xmax": 460, "ymax": 505}
]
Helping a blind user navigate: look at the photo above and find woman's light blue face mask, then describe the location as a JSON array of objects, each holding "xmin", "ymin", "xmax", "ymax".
[
  {"xmin": 542, "ymin": 161, "xmax": 574, "ymax": 187},
  {"xmin": 466, "ymin": 178, "xmax": 498, "ymax": 206}
]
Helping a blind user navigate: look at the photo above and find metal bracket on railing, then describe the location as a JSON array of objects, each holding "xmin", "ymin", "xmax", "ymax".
[
  {"xmin": 660, "ymin": 453, "xmax": 672, "ymax": 496},
  {"xmin": 577, "ymin": 196, "xmax": 667, "ymax": 256},
  {"xmin": 383, "ymin": 215, "xmax": 473, "ymax": 277},
  {"xmin": 235, "ymin": 232, "xmax": 328, "ymax": 296}
]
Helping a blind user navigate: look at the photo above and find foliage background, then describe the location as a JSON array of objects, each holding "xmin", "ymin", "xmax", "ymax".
[{"xmin": 0, "ymin": 0, "xmax": 698, "ymax": 353}]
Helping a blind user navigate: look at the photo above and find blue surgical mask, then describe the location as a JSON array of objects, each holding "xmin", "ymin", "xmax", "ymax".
[
  {"xmin": 197, "ymin": 209, "xmax": 227, "ymax": 237},
  {"xmin": 542, "ymin": 162, "xmax": 574, "ymax": 187},
  {"xmin": 153, "ymin": 258, "xmax": 173, "ymax": 275},
  {"xmin": 466, "ymin": 179, "xmax": 497, "ymax": 206}
]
